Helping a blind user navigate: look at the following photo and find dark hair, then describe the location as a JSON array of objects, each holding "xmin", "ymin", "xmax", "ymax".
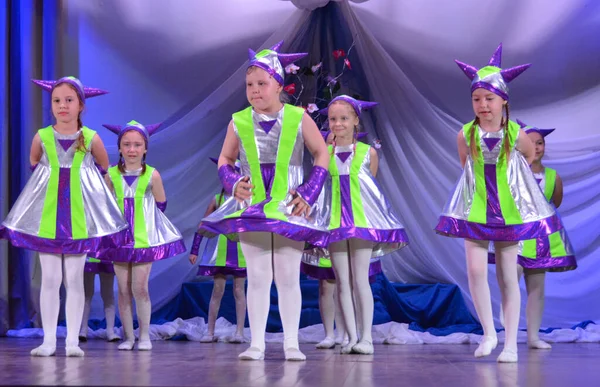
[{"xmin": 117, "ymin": 153, "xmax": 147, "ymax": 175}]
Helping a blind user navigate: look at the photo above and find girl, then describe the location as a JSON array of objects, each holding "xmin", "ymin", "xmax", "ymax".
[
  {"xmin": 489, "ymin": 120, "xmax": 577, "ymax": 349},
  {"xmin": 0, "ymin": 76, "xmax": 129, "ymax": 357},
  {"xmin": 79, "ymin": 258, "xmax": 120, "ymax": 342},
  {"xmin": 300, "ymin": 254, "xmax": 383, "ymax": 349},
  {"xmin": 94, "ymin": 120, "xmax": 186, "ymax": 351},
  {"xmin": 188, "ymin": 158, "xmax": 247, "ymax": 344},
  {"xmin": 198, "ymin": 41, "xmax": 330, "ymax": 361},
  {"xmin": 435, "ymin": 44, "xmax": 563, "ymax": 363},
  {"xmin": 319, "ymin": 95, "xmax": 408, "ymax": 355}
]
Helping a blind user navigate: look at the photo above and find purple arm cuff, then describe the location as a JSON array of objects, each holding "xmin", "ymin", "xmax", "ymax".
[
  {"xmin": 295, "ymin": 165, "xmax": 328, "ymax": 206},
  {"xmin": 95, "ymin": 162, "xmax": 107, "ymax": 176},
  {"xmin": 218, "ymin": 164, "xmax": 243, "ymax": 196},
  {"xmin": 156, "ymin": 201, "xmax": 167, "ymax": 212},
  {"xmin": 190, "ymin": 232, "xmax": 203, "ymax": 256},
  {"xmin": 30, "ymin": 164, "xmax": 38, "ymax": 172}
]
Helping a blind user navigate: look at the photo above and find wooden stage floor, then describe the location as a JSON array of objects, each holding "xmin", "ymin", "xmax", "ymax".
[{"xmin": 0, "ymin": 338, "xmax": 598, "ymax": 386}]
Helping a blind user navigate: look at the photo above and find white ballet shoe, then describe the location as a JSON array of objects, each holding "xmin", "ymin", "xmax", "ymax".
[
  {"xmin": 228, "ymin": 333, "xmax": 247, "ymax": 344},
  {"xmin": 315, "ymin": 337, "xmax": 336, "ymax": 349},
  {"xmin": 284, "ymin": 347, "xmax": 306, "ymax": 361},
  {"xmin": 528, "ymin": 339, "xmax": 552, "ymax": 350},
  {"xmin": 199, "ymin": 334, "xmax": 217, "ymax": 343},
  {"xmin": 497, "ymin": 348, "xmax": 518, "ymax": 363},
  {"xmin": 238, "ymin": 346, "xmax": 265, "ymax": 361},
  {"xmin": 30, "ymin": 344, "xmax": 56, "ymax": 357},
  {"xmin": 352, "ymin": 340, "xmax": 374, "ymax": 355},
  {"xmin": 65, "ymin": 346, "xmax": 85, "ymax": 357},
  {"xmin": 340, "ymin": 340, "xmax": 358, "ymax": 354},
  {"xmin": 474, "ymin": 336, "xmax": 498, "ymax": 358},
  {"xmin": 118, "ymin": 340, "xmax": 135, "ymax": 351},
  {"xmin": 138, "ymin": 340, "xmax": 152, "ymax": 351},
  {"xmin": 107, "ymin": 333, "xmax": 121, "ymax": 342}
]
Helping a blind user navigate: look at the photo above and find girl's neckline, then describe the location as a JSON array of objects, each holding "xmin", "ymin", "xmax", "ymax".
[
  {"xmin": 124, "ymin": 167, "xmax": 143, "ymax": 173},
  {"xmin": 53, "ymin": 126, "xmax": 81, "ymax": 136},
  {"xmin": 253, "ymin": 104, "xmax": 285, "ymax": 118}
]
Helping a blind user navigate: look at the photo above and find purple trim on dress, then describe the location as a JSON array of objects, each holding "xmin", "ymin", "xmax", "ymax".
[
  {"xmin": 85, "ymin": 262, "xmax": 115, "ymax": 274},
  {"xmin": 435, "ymin": 215, "xmax": 563, "ymax": 241},
  {"xmin": 0, "ymin": 226, "xmax": 130, "ymax": 254},
  {"xmin": 300, "ymin": 260, "xmax": 382, "ymax": 282},
  {"xmin": 56, "ymin": 168, "xmax": 73, "ymax": 239},
  {"xmin": 484, "ymin": 164, "xmax": 505, "ymax": 225},
  {"xmin": 258, "ymin": 120, "xmax": 277, "ymax": 134},
  {"xmin": 197, "ymin": 265, "xmax": 247, "ymax": 278},
  {"xmin": 91, "ymin": 239, "xmax": 186, "ymax": 263},
  {"xmin": 488, "ymin": 252, "xmax": 577, "ymax": 272},
  {"xmin": 225, "ymin": 239, "xmax": 240, "ymax": 267},
  {"xmin": 537, "ymin": 235, "xmax": 551, "ymax": 258},
  {"xmin": 30, "ymin": 164, "xmax": 38, "ymax": 172},
  {"xmin": 482, "ymin": 137, "xmax": 501, "ymax": 152},
  {"xmin": 94, "ymin": 162, "xmax": 107, "ymax": 176},
  {"xmin": 239, "ymin": 163, "xmax": 276, "ymax": 219},
  {"xmin": 328, "ymin": 227, "xmax": 409, "ymax": 247},
  {"xmin": 123, "ymin": 175, "xmax": 137, "ymax": 187},
  {"xmin": 296, "ymin": 166, "xmax": 328, "ymax": 206},
  {"xmin": 300, "ymin": 261, "xmax": 336, "ymax": 280},
  {"xmin": 337, "ymin": 152, "xmax": 352, "ymax": 163},
  {"xmin": 58, "ymin": 139, "xmax": 75, "ymax": 151},
  {"xmin": 339, "ymin": 176, "xmax": 355, "ymax": 228},
  {"xmin": 199, "ymin": 218, "xmax": 329, "ymax": 247},
  {"xmin": 123, "ymin": 198, "xmax": 135, "ymax": 245},
  {"xmin": 218, "ymin": 164, "xmax": 243, "ymax": 196}
]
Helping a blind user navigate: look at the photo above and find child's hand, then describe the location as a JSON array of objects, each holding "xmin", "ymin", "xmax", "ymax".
[
  {"xmin": 189, "ymin": 254, "xmax": 198, "ymax": 265},
  {"xmin": 234, "ymin": 176, "xmax": 254, "ymax": 202},
  {"xmin": 288, "ymin": 189, "xmax": 310, "ymax": 217}
]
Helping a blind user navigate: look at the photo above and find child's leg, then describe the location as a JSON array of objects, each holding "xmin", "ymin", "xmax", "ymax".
[
  {"xmin": 330, "ymin": 240, "xmax": 357, "ymax": 354},
  {"xmin": 62, "ymin": 253, "xmax": 87, "ymax": 357},
  {"xmin": 333, "ymin": 283, "xmax": 347, "ymax": 344},
  {"xmin": 524, "ymin": 269, "xmax": 550, "ymax": 349},
  {"xmin": 114, "ymin": 263, "xmax": 135, "ymax": 350},
  {"xmin": 464, "ymin": 239, "xmax": 498, "ymax": 358},
  {"xmin": 202, "ymin": 274, "xmax": 226, "ymax": 342},
  {"xmin": 495, "ymin": 241, "xmax": 520, "ymax": 362},
  {"xmin": 131, "ymin": 263, "xmax": 153, "ymax": 350},
  {"xmin": 232, "ymin": 276, "xmax": 247, "ymax": 340},
  {"xmin": 273, "ymin": 234, "xmax": 305, "ymax": 361},
  {"xmin": 316, "ymin": 279, "xmax": 336, "ymax": 349},
  {"xmin": 79, "ymin": 271, "xmax": 96, "ymax": 339},
  {"xmin": 349, "ymin": 239, "xmax": 374, "ymax": 354},
  {"xmin": 99, "ymin": 272, "xmax": 119, "ymax": 341},
  {"xmin": 31, "ymin": 253, "xmax": 63, "ymax": 356},
  {"xmin": 238, "ymin": 232, "xmax": 273, "ymax": 360}
]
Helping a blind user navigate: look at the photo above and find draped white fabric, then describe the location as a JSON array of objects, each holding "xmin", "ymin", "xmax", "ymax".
[{"xmin": 67, "ymin": 0, "xmax": 599, "ymax": 328}]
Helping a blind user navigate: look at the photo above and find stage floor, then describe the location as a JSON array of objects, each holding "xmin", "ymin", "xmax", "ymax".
[{"xmin": 0, "ymin": 338, "xmax": 598, "ymax": 386}]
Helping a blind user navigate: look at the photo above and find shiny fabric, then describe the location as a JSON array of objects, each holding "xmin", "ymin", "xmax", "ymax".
[
  {"xmin": 326, "ymin": 144, "xmax": 409, "ymax": 257},
  {"xmin": 436, "ymin": 126, "xmax": 562, "ymax": 241},
  {"xmin": 91, "ymin": 167, "xmax": 185, "ymax": 263},
  {"xmin": 199, "ymin": 105, "xmax": 330, "ymax": 246},
  {"xmin": 84, "ymin": 261, "xmax": 115, "ymax": 274},
  {"xmin": 295, "ymin": 165, "xmax": 328, "ymax": 205},
  {"xmin": 0, "ymin": 127, "xmax": 129, "ymax": 253},
  {"xmin": 488, "ymin": 168, "xmax": 577, "ymax": 272},
  {"xmin": 300, "ymin": 254, "xmax": 382, "ymax": 281}
]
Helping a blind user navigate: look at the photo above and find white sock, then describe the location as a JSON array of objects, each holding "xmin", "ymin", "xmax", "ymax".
[
  {"xmin": 318, "ymin": 279, "xmax": 336, "ymax": 340},
  {"xmin": 63, "ymin": 254, "xmax": 87, "ymax": 349},
  {"xmin": 36, "ymin": 253, "xmax": 63, "ymax": 351},
  {"xmin": 99, "ymin": 273, "xmax": 118, "ymax": 339},
  {"xmin": 132, "ymin": 263, "xmax": 153, "ymax": 342},
  {"xmin": 233, "ymin": 277, "xmax": 247, "ymax": 337},
  {"xmin": 349, "ymin": 239, "xmax": 374, "ymax": 344},
  {"xmin": 207, "ymin": 275, "xmax": 226, "ymax": 336},
  {"xmin": 495, "ymin": 242, "xmax": 520, "ymax": 353},
  {"xmin": 114, "ymin": 263, "xmax": 135, "ymax": 343},
  {"xmin": 80, "ymin": 272, "xmax": 95, "ymax": 337},
  {"xmin": 330, "ymin": 241, "xmax": 358, "ymax": 346}
]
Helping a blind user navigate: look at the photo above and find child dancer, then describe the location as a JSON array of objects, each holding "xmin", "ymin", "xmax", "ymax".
[
  {"xmin": 79, "ymin": 258, "xmax": 120, "ymax": 342},
  {"xmin": 320, "ymin": 95, "xmax": 408, "ymax": 355},
  {"xmin": 198, "ymin": 41, "xmax": 330, "ymax": 361},
  {"xmin": 95, "ymin": 120, "xmax": 186, "ymax": 351},
  {"xmin": 489, "ymin": 120, "xmax": 576, "ymax": 349},
  {"xmin": 0, "ymin": 77, "xmax": 129, "ymax": 356},
  {"xmin": 435, "ymin": 44, "xmax": 563, "ymax": 362},
  {"xmin": 189, "ymin": 158, "xmax": 247, "ymax": 344}
]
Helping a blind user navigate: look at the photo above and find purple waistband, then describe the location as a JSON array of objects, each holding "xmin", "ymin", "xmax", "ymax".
[
  {"xmin": 435, "ymin": 215, "xmax": 563, "ymax": 241},
  {"xmin": 90, "ymin": 239, "xmax": 186, "ymax": 263},
  {"xmin": 300, "ymin": 260, "xmax": 382, "ymax": 282},
  {"xmin": 199, "ymin": 217, "xmax": 329, "ymax": 247},
  {"xmin": 0, "ymin": 226, "xmax": 130, "ymax": 255},
  {"xmin": 197, "ymin": 265, "xmax": 247, "ymax": 278}
]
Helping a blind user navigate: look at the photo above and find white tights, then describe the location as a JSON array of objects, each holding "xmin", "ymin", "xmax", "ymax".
[
  {"xmin": 33, "ymin": 252, "xmax": 86, "ymax": 356},
  {"xmin": 329, "ymin": 239, "xmax": 374, "ymax": 348},
  {"xmin": 239, "ymin": 232, "xmax": 304, "ymax": 352},
  {"xmin": 113, "ymin": 263, "xmax": 152, "ymax": 349},
  {"xmin": 80, "ymin": 272, "xmax": 118, "ymax": 339},
  {"xmin": 465, "ymin": 239, "xmax": 519, "ymax": 356}
]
